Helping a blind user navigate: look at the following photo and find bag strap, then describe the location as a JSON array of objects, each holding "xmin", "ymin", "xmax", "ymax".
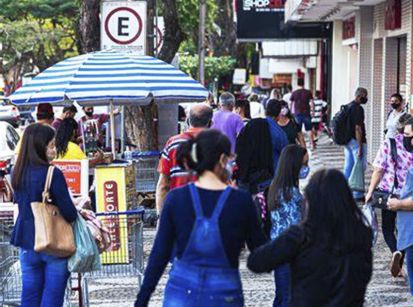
[
  {"xmin": 389, "ymin": 138, "xmax": 399, "ymax": 193},
  {"xmin": 42, "ymin": 166, "xmax": 55, "ymax": 203}
]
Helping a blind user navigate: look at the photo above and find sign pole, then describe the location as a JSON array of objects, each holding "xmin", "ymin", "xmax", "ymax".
[
  {"xmin": 146, "ymin": 0, "xmax": 155, "ymax": 56},
  {"xmin": 198, "ymin": 0, "xmax": 206, "ymax": 85}
]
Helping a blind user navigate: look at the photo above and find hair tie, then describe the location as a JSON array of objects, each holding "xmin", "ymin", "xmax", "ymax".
[{"xmin": 191, "ymin": 143, "xmax": 198, "ymax": 163}]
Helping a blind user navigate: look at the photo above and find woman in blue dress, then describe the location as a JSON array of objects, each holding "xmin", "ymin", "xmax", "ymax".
[
  {"xmin": 135, "ymin": 129, "xmax": 266, "ymax": 306},
  {"xmin": 266, "ymin": 144, "xmax": 309, "ymax": 306}
]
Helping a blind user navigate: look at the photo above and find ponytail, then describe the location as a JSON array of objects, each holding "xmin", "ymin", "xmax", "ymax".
[{"xmin": 177, "ymin": 130, "xmax": 231, "ymax": 175}]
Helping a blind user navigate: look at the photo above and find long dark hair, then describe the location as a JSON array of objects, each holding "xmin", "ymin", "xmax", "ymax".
[
  {"xmin": 177, "ymin": 129, "xmax": 231, "ymax": 175},
  {"xmin": 12, "ymin": 124, "xmax": 55, "ymax": 189},
  {"xmin": 304, "ymin": 169, "xmax": 372, "ymax": 253},
  {"xmin": 56, "ymin": 118, "xmax": 78, "ymax": 157},
  {"xmin": 267, "ymin": 145, "xmax": 307, "ymax": 210},
  {"xmin": 235, "ymin": 99, "xmax": 251, "ymax": 119}
]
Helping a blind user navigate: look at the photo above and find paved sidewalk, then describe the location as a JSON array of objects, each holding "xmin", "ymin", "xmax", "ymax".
[{"xmin": 86, "ymin": 135, "xmax": 413, "ymax": 306}]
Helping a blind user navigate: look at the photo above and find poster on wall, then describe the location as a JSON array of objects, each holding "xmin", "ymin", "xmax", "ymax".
[{"xmin": 236, "ymin": 0, "xmax": 331, "ymax": 41}]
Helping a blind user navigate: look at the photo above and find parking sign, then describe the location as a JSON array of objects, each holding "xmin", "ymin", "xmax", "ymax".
[{"xmin": 101, "ymin": 1, "xmax": 147, "ymax": 53}]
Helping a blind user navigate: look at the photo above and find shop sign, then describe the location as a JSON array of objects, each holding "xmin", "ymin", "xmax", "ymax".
[
  {"xmin": 385, "ymin": 0, "xmax": 401, "ymax": 31},
  {"xmin": 272, "ymin": 74, "xmax": 292, "ymax": 87},
  {"xmin": 52, "ymin": 159, "xmax": 89, "ymax": 196},
  {"xmin": 233, "ymin": 68, "xmax": 247, "ymax": 85},
  {"xmin": 342, "ymin": 16, "xmax": 355, "ymax": 40}
]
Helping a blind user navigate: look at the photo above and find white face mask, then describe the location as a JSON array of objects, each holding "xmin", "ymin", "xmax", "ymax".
[{"xmin": 281, "ymin": 107, "xmax": 289, "ymax": 116}]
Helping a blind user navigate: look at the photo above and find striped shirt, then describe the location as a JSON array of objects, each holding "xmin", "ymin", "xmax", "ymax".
[
  {"xmin": 158, "ymin": 128, "xmax": 204, "ymax": 189},
  {"xmin": 311, "ymin": 99, "xmax": 328, "ymax": 123}
]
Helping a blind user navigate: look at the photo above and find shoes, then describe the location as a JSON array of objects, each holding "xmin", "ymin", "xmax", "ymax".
[{"xmin": 390, "ymin": 251, "xmax": 403, "ymax": 277}]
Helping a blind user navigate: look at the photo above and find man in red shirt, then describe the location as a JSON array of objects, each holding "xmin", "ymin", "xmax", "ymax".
[{"xmin": 156, "ymin": 103, "xmax": 213, "ymax": 213}]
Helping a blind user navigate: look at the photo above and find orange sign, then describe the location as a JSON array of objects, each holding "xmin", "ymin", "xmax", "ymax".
[{"xmin": 52, "ymin": 161, "xmax": 82, "ymax": 195}]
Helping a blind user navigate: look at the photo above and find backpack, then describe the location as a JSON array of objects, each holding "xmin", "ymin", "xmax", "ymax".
[{"xmin": 331, "ymin": 104, "xmax": 352, "ymax": 145}]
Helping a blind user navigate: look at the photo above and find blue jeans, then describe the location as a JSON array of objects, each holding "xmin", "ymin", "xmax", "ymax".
[
  {"xmin": 294, "ymin": 114, "xmax": 312, "ymax": 131},
  {"xmin": 20, "ymin": 249, "xmax": 70, "ymax": 307},
  {"xmin": 273, "ymin": 264, "xmax": 291, "ymax": 307},
  {"xmin": 405, "ymin": 245, "xmax": 413, "ymax": 295},
  {"xmin": 343, "ymin": 138, "xmax": 367, "ymax": 199}
]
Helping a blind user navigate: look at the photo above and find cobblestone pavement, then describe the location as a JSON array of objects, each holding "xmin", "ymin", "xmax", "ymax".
[{"xmin": 86, "ymin": 135, "xmax": 413, "ymax": 306}]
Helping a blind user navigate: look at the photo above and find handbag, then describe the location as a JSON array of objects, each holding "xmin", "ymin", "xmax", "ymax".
[
  {"xmin": 68, "ymin": 213, "xmax": 101, "ymax": 272},
  {"xmin": 371, "ymin": 138, "xmax": 399, "ymax": 210},
  {"xmin": 31, "ymin": 166, "xmax": 76, "ymax": 257},
  {"xmin": 79, "ymin": 209, "xmax": 112, "ymax": 253}
]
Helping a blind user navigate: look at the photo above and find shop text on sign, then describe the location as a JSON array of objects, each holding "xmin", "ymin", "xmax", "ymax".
[
  {"xmin": 101, "ymin": 1, "xmax": 147, "ymax": 53},
  {"xmin": 104, "ymin": 181, "xmax": 121, "ymax": 251}
]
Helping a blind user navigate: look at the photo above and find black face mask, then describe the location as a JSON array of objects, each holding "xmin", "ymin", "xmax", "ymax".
[
  {"xmin": 85, "ymin": 111, "xmax": 93, "ymax": 117},
  {"xmin": 403, "ymin": 136, "xmax": 413, "ymax": 152},
  {"xmin": 391, "ymin": 103, "xmax": 401, "ymax": 110},
  {"xmin": 360, "ymin": 97, "xmax": 368, "ymax": 105}
]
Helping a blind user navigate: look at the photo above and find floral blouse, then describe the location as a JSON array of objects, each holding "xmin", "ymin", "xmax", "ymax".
[
  {"xmin": 270, "ymin": 187, "xmax": 303, "ymax": 240},
  {"xmin": 373, "ymin": 133, "xmax": 413, "ymax": 195}
]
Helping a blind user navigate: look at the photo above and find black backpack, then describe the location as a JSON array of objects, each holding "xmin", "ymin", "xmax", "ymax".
[{"xmin": 331, "ymin": 104, "xmax": 352, "ymax": 145}]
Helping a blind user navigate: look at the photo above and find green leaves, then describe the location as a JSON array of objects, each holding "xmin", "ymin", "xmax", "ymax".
[{"xmin": 179, "ymin": 55, "xmax": 236, "ymax": 84}]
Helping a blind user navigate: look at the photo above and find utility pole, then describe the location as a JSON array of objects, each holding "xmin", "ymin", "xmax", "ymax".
[{"xmin": 198, "ymin": 0, "xmax": 206, "ymax": 85}]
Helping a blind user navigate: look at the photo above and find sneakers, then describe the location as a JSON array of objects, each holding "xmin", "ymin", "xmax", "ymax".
[{"xmin": 390, "ymin": 251, "xmax": 403, "ymax": 277}]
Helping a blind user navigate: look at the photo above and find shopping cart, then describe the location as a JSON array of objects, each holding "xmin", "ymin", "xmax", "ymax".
[
  {"xmin": 80, "ymin": 209, "xmax": 145, "ymax": 306},
  {"xmin": 129, "ymin": 151, "xmax": 160, "ymax": 195}
]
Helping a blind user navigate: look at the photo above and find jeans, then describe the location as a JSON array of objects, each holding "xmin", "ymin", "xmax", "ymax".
[
  {"xmin": 382, "ymin": 209, "xmax": 397, "ymax": 253},
  {"xmin": 343, "ymin": 139, "xmax": 367, "ymax": 199},
  {"xmin": 20, "ymin": 249, "xmax": 70, "ymax": 307},
  {"xmin": 405, "ymin": 245, "xmax": 413, "ymax": 295},
  {"xmin": 273, "ymin": 264, "xmax": 291, "ymax": 307}
]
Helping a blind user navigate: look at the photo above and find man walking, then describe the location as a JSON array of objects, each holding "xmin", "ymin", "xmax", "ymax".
[
  {"xmin": 343, "ymin": 87, "xmax": 368, "ymax": 201},
  {"xmin": 212, "ymin": 92, "xmax": 245, "ymax": 154},
  {"xmin": 290, "ymin": 79, "xmax": 314, "ymax": 148},
  {"xmin": 156, "ymin": 103, "xmax": 213, "ymax": 214}
]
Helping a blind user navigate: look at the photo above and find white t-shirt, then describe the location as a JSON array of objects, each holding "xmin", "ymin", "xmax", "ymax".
[
  {"xmin": 250, "ymin": 101, "xmax": 265, "ymax": 118},
  {"xmin": 386, "ymin": 109, "xmax": 406, "ymax": 139}
]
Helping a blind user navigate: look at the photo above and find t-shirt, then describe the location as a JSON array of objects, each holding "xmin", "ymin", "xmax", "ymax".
[
  {"xmin": 386, "ymin": 110, "xmax": 406, "ymax": 139},
  {"xmin": 279, "ymin": 119, "xmax": 300, "ymax": 145},
  {"xmin": 52, "ymin": 118, "xmax": 63, "ymax": 131},
  {"xmin": 158, "ymin": 128, "xmax": 203, "ymax": 189},
  {"xmin": 211, "ymin": 110, "xmax": 245, "ymax": 154},
  {"xmin": 250, "ymin": 101, "xmax": 265, "ymax": 119},
  {"xmin": 348, "ymin": 101, "xmax": 367, "ymax": 144},
  {"xmin": 311, "ymin": 99, "xmax": 328, "ymax": 123},
  {"xmin": 290, "ymin": 88, "xmax": 313, "ymax": 116},
  {"xmin": 55, "ymin": 142, "xmax": 87, "ymax": 160},
  {"xmin": 266, "ymin": 117, "xmax": 289, "ymax": 172}
]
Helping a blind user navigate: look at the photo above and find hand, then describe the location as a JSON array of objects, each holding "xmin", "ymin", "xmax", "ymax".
[
  {"xmin": 387, "ymin": 198, "xmax": 400, "ymax": 211},
  {"xmin": 358, "ymin": 147, "xmax": 363, "ymax": 158},
  {"xmin": 94, "ymin": 150, "xmax": 104, "ymax": 160}
]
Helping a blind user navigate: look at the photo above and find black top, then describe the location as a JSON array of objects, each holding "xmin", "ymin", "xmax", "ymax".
[
  {"xmin": 348, "ymin": 101, "xmax": 367, "ymax": 144},
  {"xmin": 248, "ymin": 226, "xmax": 372, "ymax": 307},
  {"xmin": 279, "ymin": 119, "xmax": 300, "ymax": 145},
  {"xmin": 136, "ymin": 185, "xmax": 266, "ymax": 306}
]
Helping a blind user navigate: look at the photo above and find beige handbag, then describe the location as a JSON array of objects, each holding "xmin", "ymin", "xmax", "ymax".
[{"xmin": 31, "ymin": 166, "xmax": 76, "ymax": 257}]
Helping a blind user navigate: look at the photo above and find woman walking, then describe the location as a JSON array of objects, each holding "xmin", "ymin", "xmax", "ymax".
[
  {"xmin": 277, "ymin": 101, "xmax": 306, "ymax": 148},
  {"xmin": 10, "ymin": 124, "xmax": 77, "ymax": 307},
  {"xmin": 266, "ymin": 145, "xmax": 308, "ymax": 306},
  {"xmin": 135, "ymin": 130, "xmax": 266, "ymax": 306},
  {"xmin": 366, "ymin": 113, "xmax": 413, "ymax": 277},
  {"xmin": 248, "ymin": 169, "xmax": 373, "ymax": 307},
  {"xmin": 234, "ymin": 99, "xmax": 251, "ymax": 125}
]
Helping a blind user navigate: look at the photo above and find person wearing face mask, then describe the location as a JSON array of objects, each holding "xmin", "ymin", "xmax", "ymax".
[
  {"xmin": 385, "ymin": 93, "xmax": 406, "ymax": 139},
  {"xmin": 277, "ymin": 100, "xmax": 306, "ymax": 148},
  {"xmin": 265, "ymin": 145, "xmax": 308, "ymax": 307},
  {"xmin": 135, "ymin": 129, "xmax": 266, "ymax": 306},
  {"xmin": 10, "ymin": 123, "xmax": 77, "ymax": 307},
  {"xmin": 388, "ymin": 117, "xmax": 413, "ymax": 295},
  {"xmin": 365, "ymin": 113, "xmax": 413, "ymax": 277},
  {"xmin": 343, "ymin": 87, "xmax": 369, "ymax": 202}
]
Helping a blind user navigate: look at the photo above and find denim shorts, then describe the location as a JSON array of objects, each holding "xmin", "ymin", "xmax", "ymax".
[{"xmin": 295, "ymin": 114, "xmax": 312, "ymax": 131}]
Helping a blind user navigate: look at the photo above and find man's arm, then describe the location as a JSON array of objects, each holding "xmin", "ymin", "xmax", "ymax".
[
  {"xmin": 388, "ymin": 198, "xmax": 413, "ymax": 211},
  {"xmin": 155, "ymin": 174, "xmax": 170, "ymax": 214},
  {"xmin": 355, "ymin": 124, "xmax": 364, "ymax": 157},
  {"xmin": 297, "ymin": 132, "xmax": 306, "ymax": 148}
]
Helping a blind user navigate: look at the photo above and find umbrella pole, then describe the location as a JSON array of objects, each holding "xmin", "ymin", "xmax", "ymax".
[
  {"xmin": 110, "ymin": 100, "xmax": 116, "ymax": 160},
  {"xmin": 121, "ymin": 106, "xmax": 125, "ymax": 153}
]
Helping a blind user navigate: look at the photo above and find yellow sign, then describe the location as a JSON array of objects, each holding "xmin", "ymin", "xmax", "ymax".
[{"xmin": 96, "ymin": 165, "xmax": 129, "ymax": 264}]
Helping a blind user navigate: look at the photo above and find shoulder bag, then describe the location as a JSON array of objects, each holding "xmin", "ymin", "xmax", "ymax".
[
  {"xmin": 31, "ymin": 166, "xmax": 76, "ymax": 257},
  {"xmin": 371, "ymin": 138, "xmax": 399, "ymax": 210}
]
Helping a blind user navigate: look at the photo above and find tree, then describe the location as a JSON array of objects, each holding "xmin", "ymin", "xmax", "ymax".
[{"xmin": 77, "ymin": 0, "xmax": 100, "ymax": 53}]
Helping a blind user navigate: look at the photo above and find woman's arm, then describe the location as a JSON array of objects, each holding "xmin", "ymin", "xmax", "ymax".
[
  {"xmin": 50, "ymin": 168, "xmax": 77, "ymax": 223},
  {"xmin": 365, "ymin": 167, "xmax": 384, "ymax": 203},
  {"xmin": 247, "ymin": 226, "xmax": 304, "ymax": 273},
  {"xmin": 135, "ymin": 193, "xmax": 176, "ymax": 306}
]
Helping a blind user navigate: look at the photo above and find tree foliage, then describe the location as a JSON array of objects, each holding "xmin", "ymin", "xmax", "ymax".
[{"xmin": 179, "ymin": 55, "xmax": 236, "ymax": 84}]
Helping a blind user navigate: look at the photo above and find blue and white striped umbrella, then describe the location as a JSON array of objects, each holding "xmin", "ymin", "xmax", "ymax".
[{"xmin": 10, "ymin": 51, "xmax": 208, "ymax": 106}]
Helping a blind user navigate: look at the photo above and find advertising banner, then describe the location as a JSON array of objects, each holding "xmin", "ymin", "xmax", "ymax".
[{"xmin": 52, "ymin": 160, "xmax": 89, "ymax": 197}]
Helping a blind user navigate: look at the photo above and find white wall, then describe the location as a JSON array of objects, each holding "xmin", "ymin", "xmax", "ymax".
[{"xmin": 331, "ymin": 21, "xmax": 350, "ymax": 115}]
